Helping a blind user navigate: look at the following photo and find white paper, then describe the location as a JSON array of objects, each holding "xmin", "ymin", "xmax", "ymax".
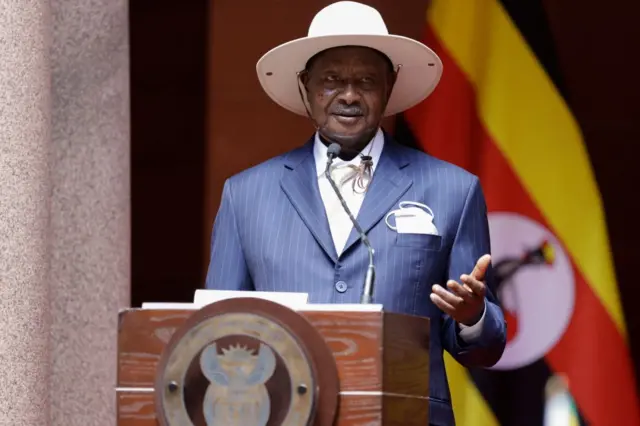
[
  {"xmin": 298, "ymin": 303, "xmax": 383, "ymax": 312},
  {"xmin": 193, "ymin": 289, "xmax": 309, "ymax": 310},
  {"xmin": 140, "ymin": 302, "xmax": 197, "ymax": 310},
  {"xmin": 141, "ymin": 293, "xmax": 381, "ymax": 313}
]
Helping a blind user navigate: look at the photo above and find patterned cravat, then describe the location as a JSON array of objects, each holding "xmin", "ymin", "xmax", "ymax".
[
  {"xmin": 336, "ymin": 154, "xmax": 374, "ymax": 194},
  {"xmin": 326, "ymin": 156, "xmax": 374, "ymax": 255}
]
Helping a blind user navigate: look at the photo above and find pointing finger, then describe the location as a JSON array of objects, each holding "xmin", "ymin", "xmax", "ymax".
[{"xmin": 471, "ymin": 254, "xmax": 492, "ymax": 280}]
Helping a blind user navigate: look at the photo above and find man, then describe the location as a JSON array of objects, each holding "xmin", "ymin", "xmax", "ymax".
[{"xmin": 205, "ymin": 2, "xmax": 506, "ymax": 425}]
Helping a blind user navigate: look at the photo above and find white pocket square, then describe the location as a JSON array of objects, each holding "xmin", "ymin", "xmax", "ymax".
[{"xmin": 385, "ymin": 201, "xmax": 439, "ymax": 235}]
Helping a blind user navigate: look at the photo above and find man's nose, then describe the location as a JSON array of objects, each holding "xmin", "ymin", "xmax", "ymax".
[{"xmin": 337, "ymin": 82, "xmax": 358, "ymax": 104}]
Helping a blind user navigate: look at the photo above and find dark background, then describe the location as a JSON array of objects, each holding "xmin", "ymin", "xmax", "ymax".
[{"xmin": 129, "ymin": 0, "xmax": 640, "ymax": 387}]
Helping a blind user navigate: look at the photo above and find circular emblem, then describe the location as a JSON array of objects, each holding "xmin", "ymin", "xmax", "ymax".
[
  {"xmin": 154, "ymin": 298, "xmax": 339, "ymax": 426},
  {"xmin": 487, "ymin": 212, "xmax": 576, "ymax": 371}
]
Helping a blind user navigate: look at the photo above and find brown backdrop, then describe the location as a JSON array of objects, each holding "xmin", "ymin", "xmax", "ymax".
[{"xmin": 130, "ymin": 0, "xmax": 640, "ymax": 385}]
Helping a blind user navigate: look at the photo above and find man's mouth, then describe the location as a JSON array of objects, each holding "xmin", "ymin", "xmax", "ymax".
[{"xmin": 332, "ymin": 113, "xmax": 362, "ymax": 124}]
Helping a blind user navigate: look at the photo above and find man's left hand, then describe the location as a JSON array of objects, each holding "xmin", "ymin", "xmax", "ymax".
[{"xmin": 430, "ymin": 254, "xmax": 491, "ymax": 326}]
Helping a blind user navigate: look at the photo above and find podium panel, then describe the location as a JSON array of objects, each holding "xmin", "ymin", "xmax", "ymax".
[{"xmin": 116, "ymin": 300, "xmax": 430, "ymax": 425}]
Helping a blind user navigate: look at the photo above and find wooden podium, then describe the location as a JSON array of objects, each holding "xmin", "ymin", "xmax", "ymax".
[{"xmin": 116, "ymin": 297, "xmax": 431, "ymax": 425}]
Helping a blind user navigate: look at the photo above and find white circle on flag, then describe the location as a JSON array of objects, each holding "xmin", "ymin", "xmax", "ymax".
[{"xmin": 487, "ymin": 212, "xmax": 575, "ymax": 370}]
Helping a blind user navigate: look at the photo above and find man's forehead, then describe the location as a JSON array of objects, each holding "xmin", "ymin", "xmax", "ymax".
[{"xmin": 310, "ymin": 46, "xmax": 389, "ymax": 68}]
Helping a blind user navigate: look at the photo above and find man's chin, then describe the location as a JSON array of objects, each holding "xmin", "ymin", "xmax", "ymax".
[{"xmin": 319, "ymin": 127, "xmax": 376, "ymax": 150}]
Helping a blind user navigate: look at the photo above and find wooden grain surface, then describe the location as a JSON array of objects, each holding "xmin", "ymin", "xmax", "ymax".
[
  {"xmin": 117, "ymin": 308, "xmax": 430, "ymax": 425},
  {"xmin": 117, "ymin": 390, "xmax": 428, "ymax": 426}
]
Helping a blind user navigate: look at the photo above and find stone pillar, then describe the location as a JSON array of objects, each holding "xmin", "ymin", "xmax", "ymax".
[
  {"xmin": 0, "ymin": 1, "xmax": 52, "ymax": 425},
  {"xmin": 48, "ymin": 1, "xmax": 131, "ymax": 425},
  {"xmin": 0, "ymin": 0, "xmax": 130, "ymax": 425}
]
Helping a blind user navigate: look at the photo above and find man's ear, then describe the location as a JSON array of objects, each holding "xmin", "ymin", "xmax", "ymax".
[
  {"xmin": 387, "ymin": 70, "xmax": 398, "ymax": 97},
  {"xmin": 299, "ymin": 70, "xmax": 310, "ymax": 92}
]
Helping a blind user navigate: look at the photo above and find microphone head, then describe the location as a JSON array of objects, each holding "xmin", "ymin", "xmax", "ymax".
[{"xmin": 327, "ymin": 143, "xmax": 341, "ymax": 159}]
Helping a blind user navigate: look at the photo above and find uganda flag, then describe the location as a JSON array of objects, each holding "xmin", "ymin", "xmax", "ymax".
[{"xmin": 400, "ymin": 1, "xmax": 640, "ymax": 425}]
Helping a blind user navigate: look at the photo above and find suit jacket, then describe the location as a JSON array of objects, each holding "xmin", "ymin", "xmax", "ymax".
[{"xmin": 205, "ymin": 133, "xmax": 507, "ymax": 426}]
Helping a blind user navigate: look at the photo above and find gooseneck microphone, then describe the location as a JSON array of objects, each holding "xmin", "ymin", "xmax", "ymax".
[{"xmin": 325, "ymin": 143, "xmax": 376, "ymax": 304}]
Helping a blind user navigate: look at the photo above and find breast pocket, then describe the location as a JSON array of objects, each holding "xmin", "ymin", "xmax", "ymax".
[
  {"xmin": 389, "ymin": 233, "xmax": 446, "ymax": 315},
  {"xmin": 394, "ymin": 233, "xmax": 443, "ymax": 251}
]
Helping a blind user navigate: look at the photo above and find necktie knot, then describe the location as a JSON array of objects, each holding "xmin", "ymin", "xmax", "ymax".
[{"xmin": 331, "ymin": 155, "xmax": 373, "ymax": 194}]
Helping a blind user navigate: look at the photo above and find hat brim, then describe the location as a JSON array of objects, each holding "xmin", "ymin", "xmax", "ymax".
[{"xmin": 256, "ymin": 34, "xmax": 443, "ymax": 117}]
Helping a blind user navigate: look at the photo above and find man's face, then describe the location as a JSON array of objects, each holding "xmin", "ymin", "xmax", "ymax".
[{"xmin": 302, "ymin": 46, "xmax": 395, "ymax": 152}]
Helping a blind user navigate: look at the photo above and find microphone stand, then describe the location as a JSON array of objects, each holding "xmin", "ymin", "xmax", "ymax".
[{"xmin": 325, "ymin": 144, "xmax": 376, "ymax": 304}]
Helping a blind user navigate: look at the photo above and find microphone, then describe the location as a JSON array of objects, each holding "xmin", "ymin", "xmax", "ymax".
[{"xmin": 325, "ymin": 143, "xmax": 376, "ymax": 304}]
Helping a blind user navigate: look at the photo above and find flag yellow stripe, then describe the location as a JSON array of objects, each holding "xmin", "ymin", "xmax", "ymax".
[
  {"xmin": 427, "ymin": 0, "xmax": 626, "ymax": 336},
  {"xmin": 444, "ymin": 354, "xmax": 499, "ymax": 426}
]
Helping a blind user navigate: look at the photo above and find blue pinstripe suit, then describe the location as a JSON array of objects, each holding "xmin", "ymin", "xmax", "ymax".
[{"xmin": 205, "ymin": 133, "xmax": 506, "ymax": 425}]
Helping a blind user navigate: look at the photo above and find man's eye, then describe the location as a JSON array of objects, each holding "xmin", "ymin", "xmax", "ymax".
[{"xmin": 324, "ymin": 75, "xmax": 339, "ymax": 82}]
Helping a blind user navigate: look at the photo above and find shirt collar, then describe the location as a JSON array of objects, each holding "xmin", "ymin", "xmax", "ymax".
[{"xmin": 313, "ymin": 128, "xmax": 385, "ymax": 178}]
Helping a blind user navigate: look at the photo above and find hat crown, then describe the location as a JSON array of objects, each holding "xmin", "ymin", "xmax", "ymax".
[{"xmin": 308, "ymin": 1, "xmax": 389, "ymax": 37}]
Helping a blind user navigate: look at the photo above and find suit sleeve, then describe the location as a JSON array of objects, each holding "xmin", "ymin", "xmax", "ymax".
[
  {"xmin": 204, "ymin": 179, "xmax": 254, "ymax": 290},
  {"xmin": 440, "ymin": 177, "xmax": 507, "ymax": 367}
]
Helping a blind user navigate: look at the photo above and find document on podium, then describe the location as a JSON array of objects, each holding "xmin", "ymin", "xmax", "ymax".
[
  {"xmin": 140, "ymin": 302, "xmax": 198, "ymax": 309},
  {"xmin": 141, "ymin": 290, "xmax": 383, "ymax": 312},
  {"xmin": 140, "ymin": 290, "xmax": 309, "ymax": 310},
  {"xmin": 299, "ymin": 303, "xmax": 383, "ymax": 312},
  {"xmin": 195, "ymin": 290, "xmax": 382, "ymax": 312},
  {"xmin": 193, "ymin": 289, "xmax": 308, "ymax": 309}
]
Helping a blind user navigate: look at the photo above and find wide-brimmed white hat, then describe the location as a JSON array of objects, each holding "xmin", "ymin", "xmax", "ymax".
[{"xmin": 256, "ymin": 1, "xmax": 443, "ymax": 117}]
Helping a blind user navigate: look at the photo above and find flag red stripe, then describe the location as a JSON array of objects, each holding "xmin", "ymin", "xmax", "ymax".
[{"xmin": 405, "ymin": 25, "xmax": 640, "ymax": 426}]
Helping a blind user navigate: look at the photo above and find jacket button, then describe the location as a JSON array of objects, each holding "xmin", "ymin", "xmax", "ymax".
[{"xmin": 335, "ymin": 281, "xmax": 348, "ymax": 293}]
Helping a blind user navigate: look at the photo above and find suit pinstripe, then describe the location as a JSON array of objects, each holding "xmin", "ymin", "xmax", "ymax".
[{"xmin": 206, "ymin": 133, "xmax": 506, "ymax": 425}]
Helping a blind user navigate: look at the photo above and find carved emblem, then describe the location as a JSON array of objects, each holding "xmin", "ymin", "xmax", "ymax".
[
  {"xmin": 200, "ymin": 343, "xmax": 276, "ymax": 426},
  {"xmin": 156, "ymin": 311, "xmax": 320, "ymax": 426}
]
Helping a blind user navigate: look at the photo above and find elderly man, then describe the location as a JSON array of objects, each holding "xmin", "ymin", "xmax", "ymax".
[{"xmin": 205, "ymin": 2, "xmax": 506, "ymax": 425}]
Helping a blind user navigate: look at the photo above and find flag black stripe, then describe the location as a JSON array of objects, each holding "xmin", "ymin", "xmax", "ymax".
[
  {"xmin": 468, "ymin": 361, "xmax": 556, "ymax": 426},
  {"xmin": 496, "ymin": 0, "xmax": 569, "ymax": 101}
]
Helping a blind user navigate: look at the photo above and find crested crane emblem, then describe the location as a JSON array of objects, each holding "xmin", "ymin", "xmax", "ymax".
[{"xmin": 200, "ymin": 342, "xmax": 277, "ymax": 426}]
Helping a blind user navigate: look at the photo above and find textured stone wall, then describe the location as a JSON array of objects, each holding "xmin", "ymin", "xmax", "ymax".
[
  {"xmin": 0, "ymin": 1, "xmax": 53, "ymax": 425},
  {"xmin": 0, "ymin": 0, "xmax": 130, "ymax": 424},
  {"xmin": 49, "ymin": 1, "xmax": 131, "ymax": 425}
]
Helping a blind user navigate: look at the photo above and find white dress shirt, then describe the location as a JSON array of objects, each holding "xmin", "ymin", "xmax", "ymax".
[
  {"xmin": 314, "ymin": 129, "xmax": 384, "ymax": 255},
  {"xmin": 312, "ymin": 129, "xmax": 485, "ymax": 341}
]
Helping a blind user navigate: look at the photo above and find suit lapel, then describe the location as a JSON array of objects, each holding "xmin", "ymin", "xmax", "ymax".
[
  {"xmin": 280, "ymin": 140, "xmax": 338, "ymax": 263},
  {"xmin": 341, "ymin": 137, "xmax": 413, "ymax": 255}
]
